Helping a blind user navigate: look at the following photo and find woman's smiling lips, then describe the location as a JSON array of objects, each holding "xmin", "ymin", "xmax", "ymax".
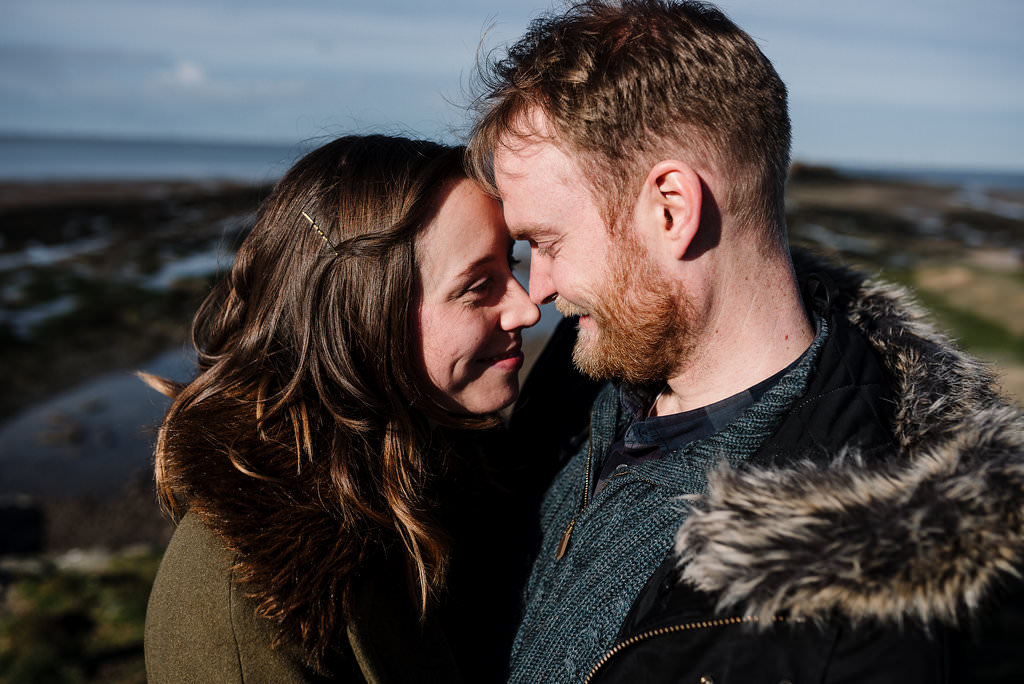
[{"xmin": 478, "ymin": 346, "xmax": 524, "ymax": 370}]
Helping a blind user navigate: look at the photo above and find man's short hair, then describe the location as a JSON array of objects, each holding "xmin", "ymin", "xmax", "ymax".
[{"xmin": 468, "ymin": 0, "xmax": 791, "ymax": 244}]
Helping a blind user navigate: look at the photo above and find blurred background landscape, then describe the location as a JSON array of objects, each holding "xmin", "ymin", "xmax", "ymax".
[{"xmin": 1, "ymin": 1, "xmax": 1021, "ymax": 682}]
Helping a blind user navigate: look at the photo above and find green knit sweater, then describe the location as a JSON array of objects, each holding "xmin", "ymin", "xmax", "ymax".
[{"xmin": 507, "ymin": 319, "xmax": 828, "ymax": 682}]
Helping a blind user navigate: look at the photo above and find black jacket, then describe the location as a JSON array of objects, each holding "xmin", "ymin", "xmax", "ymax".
[{"xmin": 515, "ymin": 250, "xmax": 1024, "ymax": 683}]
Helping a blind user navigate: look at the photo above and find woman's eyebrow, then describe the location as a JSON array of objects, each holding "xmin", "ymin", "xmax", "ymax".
[{"xmin": 452, "ymin": 254, "xmax": 498, "ymax": 282}]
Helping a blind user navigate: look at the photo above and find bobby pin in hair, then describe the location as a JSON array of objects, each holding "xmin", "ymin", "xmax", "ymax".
[{"xmin": 301, "ymin": 211, "xmax": 339, "ymax": 256}]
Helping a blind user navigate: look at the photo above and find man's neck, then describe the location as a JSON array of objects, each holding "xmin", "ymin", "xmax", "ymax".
[{"xmin": 651, "ymin": 252, "xmax": 814, "ymax": 417}]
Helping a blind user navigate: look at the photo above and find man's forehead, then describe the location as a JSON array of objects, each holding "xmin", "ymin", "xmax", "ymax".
[
  {"xmin": 494, "ymin": 134, "xmax": 547, "ymax": 172},
  {"xmin": 493, "ymin": 134, "xmax": 577, "ymax": 191},
  {"xmin": 493, "ymin": 107, "xmax": 572, "ymax": 175}
]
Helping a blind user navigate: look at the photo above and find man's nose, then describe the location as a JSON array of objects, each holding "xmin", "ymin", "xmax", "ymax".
[{"xmin": 528, "ymin": 254, "xmax": 557, "ymax": 305}]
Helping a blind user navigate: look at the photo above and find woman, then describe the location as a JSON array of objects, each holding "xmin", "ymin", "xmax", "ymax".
[{"xmin": 143, "ymin": 135, "xmax": 540, "ymax": 682}]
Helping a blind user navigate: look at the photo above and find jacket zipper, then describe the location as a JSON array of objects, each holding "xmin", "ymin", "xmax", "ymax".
[
  {"xmin": 583, "ymin": 615, "xmax": 787, "ymax": 683},
  {"xmin": 556, "ymin": 432, "xmax": 593, "ymax": 559}
]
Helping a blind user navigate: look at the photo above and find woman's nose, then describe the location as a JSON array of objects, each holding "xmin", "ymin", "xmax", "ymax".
[{"xmin": 502, "ymin": 277, "xmax": 541, "ymax": 331}]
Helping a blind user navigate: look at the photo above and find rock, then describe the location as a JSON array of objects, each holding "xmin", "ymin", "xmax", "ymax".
[{"xmin": 0, "ymin": 493, "xmax": 45, "ymax": 554}]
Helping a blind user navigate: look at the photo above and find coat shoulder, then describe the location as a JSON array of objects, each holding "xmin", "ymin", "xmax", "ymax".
[{"xmin": 145, "ymin": 513, "xmax": 335, "ymax": 683}]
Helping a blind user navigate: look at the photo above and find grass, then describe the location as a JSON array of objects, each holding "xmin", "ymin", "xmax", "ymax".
[
  {"xmin": 909, "ymin": 288, "xmax": 1024, "ymax": 363},
  {"xmin": 866, "ymin": 264, "xmax": 1024, "ymax": 362},
  {"xmin": 0, "ymin": 548, "xmax": 162, "ymax": 684}
]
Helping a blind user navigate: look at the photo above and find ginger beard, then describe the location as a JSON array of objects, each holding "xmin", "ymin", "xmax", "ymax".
[{"xmin": 557, "ymin": 232, "xmax": 696, "ymax": 385}]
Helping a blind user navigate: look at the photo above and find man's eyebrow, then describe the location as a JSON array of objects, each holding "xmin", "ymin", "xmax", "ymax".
[
  {"xmin": 508, "ymin": 222, "xmax": 551, "ymax": 242},
  {"xmin": 508, "ymin": 227, "xmax": 531, "ymax": 242}
]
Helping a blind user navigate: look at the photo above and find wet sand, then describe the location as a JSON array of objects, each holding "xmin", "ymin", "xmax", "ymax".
[{"xmin": 0, "ymin": 170, "xmax": 1021, "ymax": 552}]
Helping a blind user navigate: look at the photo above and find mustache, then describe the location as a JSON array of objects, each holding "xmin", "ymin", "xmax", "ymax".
[{"xmin": 555, "ymin": 296, "xmax": 590, "ymax": 318}]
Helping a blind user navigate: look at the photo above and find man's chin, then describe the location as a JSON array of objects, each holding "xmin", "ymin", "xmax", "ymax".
[
  {"xmin": 570, "ymin": 334, "xmax": 619, "ymax": 381},
  {"xmin": 572, "ymin": 331, "xmax": 680, "ymax": 385}
]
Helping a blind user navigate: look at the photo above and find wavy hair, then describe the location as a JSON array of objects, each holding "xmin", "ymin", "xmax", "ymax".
[
  {"xmin": 468, "ymin": 0, "xmax": 791, "ymax": 245},
  {"xmin": 142, "ymin": 135, "xmax": 485, "ymax": 664}
]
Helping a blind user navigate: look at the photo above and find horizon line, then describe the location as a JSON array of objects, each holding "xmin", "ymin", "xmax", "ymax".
[{"xmin": 2, "ymin": 129, "xmax": 1023, "ymax": 178}]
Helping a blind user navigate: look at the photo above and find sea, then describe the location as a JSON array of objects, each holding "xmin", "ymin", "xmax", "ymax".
[
  {"xmin": 0, "ymin": 133, "xmax": 313, "ymax": 183},
  {"xmin": 2, "ymin": 132, "xmax": 1024, "ymax": 189}
]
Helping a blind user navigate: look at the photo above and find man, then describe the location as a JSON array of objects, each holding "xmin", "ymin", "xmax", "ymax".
[{"xmin": 467, "ymin": 1, "xmax": 1024, "ymax": 682}]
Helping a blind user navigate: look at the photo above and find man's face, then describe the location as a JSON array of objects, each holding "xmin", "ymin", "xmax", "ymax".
[{"xmin": 494, "ymin": 134, "xmax": 693, "ymax": 384}]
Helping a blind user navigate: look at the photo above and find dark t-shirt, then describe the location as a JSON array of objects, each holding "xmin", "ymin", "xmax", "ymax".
[{"xmin": 596, "ymin": 361, "xmax": 798, "ymax": 493}]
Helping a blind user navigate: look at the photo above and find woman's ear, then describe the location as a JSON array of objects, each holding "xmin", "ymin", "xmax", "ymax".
[{"xmin": 636, "ymin": 161, "xmax": 703, "ymax": 261}]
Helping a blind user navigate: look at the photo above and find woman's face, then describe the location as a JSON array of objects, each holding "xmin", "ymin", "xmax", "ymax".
[{"xmin": 415, "ymin": 178, "xmax": 541, "ymax": 414}]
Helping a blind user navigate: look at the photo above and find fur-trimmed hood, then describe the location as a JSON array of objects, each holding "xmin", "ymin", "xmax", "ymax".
[{"xmin": 675, "ymin": 250, "xmax": 1024, "ymax": 628}]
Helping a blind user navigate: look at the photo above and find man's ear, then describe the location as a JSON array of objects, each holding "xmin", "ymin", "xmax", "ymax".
[{"xmin": 636, "ymin": 161, "xmax": 702, "ymax": 261}]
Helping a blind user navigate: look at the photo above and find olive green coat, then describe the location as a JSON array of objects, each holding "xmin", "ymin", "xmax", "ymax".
[{"xmin": 145, "ymin": 513, "xmax": 461, "ymax": 683}]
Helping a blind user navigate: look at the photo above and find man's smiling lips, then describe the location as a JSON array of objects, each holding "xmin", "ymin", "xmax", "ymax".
[{"xmin": 555, "ymin": 296, "xmax": 591, "ymax": 320}]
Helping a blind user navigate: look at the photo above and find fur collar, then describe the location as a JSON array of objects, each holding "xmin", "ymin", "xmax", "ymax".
[{"xmin": 674, "ymin": 249, "xmax": 1024, "ymax": 627}]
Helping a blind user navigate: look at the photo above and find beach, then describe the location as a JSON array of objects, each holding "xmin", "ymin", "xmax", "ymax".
[
  {"xmin": 0, "ymin": 177, "xmax": 566, "ymax": 552},
  {"xmin": 2, "ymin": 166, "xmax": 1023, "ymax": 545},
  {"xmin": 2, "ymin": 169, "xmax": 1024, "ymax": 542},
  {"xmin": 0, "ymin": 168, "xmax": 1021, "ymax": 683}
]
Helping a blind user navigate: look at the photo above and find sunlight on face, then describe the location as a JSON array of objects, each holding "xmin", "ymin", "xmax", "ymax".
[
  {"xmin": 415, "ymin": 179, "xmax": 540, "ymax": 414},
  {"xmin": 495, "ymin": 135, "xmax": 690, "ymax": 383}
]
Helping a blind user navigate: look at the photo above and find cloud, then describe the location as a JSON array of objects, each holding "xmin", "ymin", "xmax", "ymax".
[
  {"xmin": 725, "ymin": 0, "xmax": 1024, "ymax": 111},
  {"xmin": 157, "ymin": 61, "xmax": 207, "ymax": 89},
  {"xmin": 0, "ymin": 0, "xmax": 1021, "ymax": 168}
]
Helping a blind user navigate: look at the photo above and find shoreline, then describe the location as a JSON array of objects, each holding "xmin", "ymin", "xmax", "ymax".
[
  {"xmin": 0, "ymin": 173, "xmax": 1021, "ymax": 555},
  {"xmin": 0, "ymin": 178, "xmax": 271, "ymax": 209}
]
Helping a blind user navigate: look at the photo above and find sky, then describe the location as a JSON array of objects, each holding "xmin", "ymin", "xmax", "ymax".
[{"xmin": 1, "ymin": 0, "xmax": 1022, "ymax": 171}]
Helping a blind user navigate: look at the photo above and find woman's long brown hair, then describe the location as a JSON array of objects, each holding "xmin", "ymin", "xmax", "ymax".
[{"xmin": 142, "ymin": 135, "xmax": 489, "ymax": 663}]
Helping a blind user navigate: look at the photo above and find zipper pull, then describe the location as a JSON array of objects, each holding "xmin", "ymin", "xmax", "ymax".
[
  {"xmin": 556, "ymin": 517, "xmax": 577, "ymax": 559},
  {"xmin": 558, "ymin": 431, "xmax": 592, "ymax": 561}
]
